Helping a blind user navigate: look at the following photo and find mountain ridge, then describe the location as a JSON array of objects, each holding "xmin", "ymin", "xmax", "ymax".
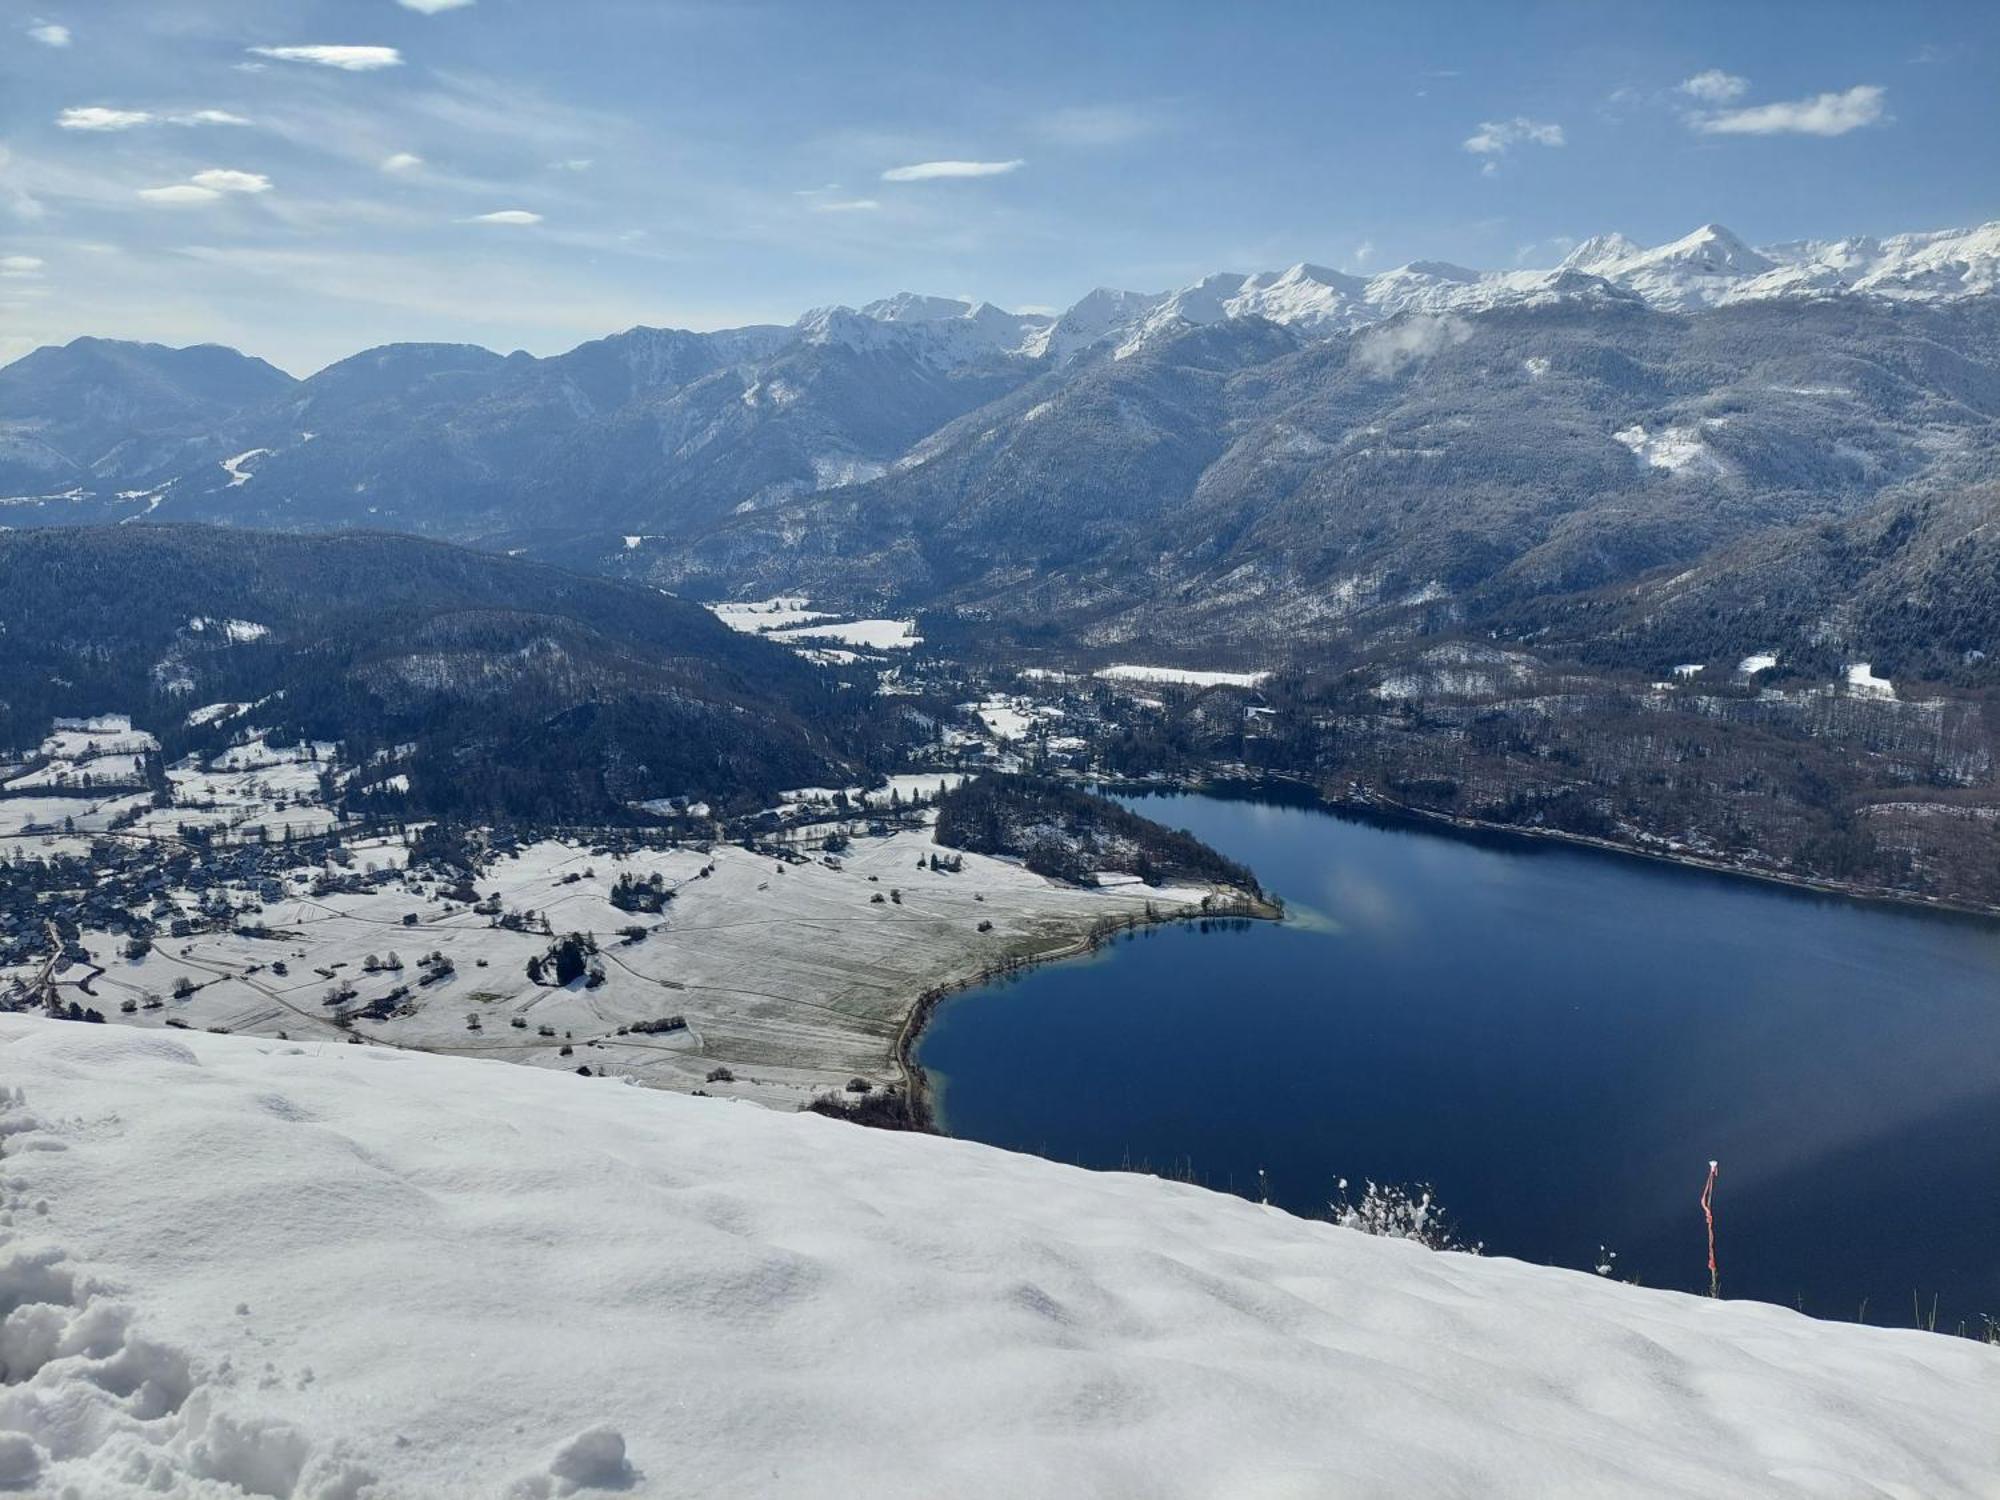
[
  {"xmin": 4, "ymin": 216, "xmax": 1998, "ymax": 678},
  {"xmin": 7, "ymin": 217, "xmax": 1997, "ymax": 392}
]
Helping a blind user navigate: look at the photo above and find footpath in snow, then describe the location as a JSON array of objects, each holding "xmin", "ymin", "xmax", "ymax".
[{"xmin": 0, "ymin": 1017, "xmax": 1995, "ymax": 1498}]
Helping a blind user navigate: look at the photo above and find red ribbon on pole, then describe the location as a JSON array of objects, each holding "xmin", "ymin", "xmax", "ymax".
[{"xmin": 1700, "ymin": 1159, "xmax": 1720, "ymax": 1298}]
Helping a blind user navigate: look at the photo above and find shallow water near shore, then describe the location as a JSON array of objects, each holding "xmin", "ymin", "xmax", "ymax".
[{"xmin": 919, "ymin": 792, "xmax": 2000, "ymax": 1330}]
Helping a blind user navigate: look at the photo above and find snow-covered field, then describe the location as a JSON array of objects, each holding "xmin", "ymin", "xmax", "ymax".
[
  {"xmin": 1, "ymin": 716, "xmax": 158, "ymax": 795},
  {"xmin": 26, "ymin": 818, "xmax": 1218, "ymax": 1108},
  {"xmin": 1612, "ymin": 422, "xmax": 1730, "ymax": 478},
  {"xmin": 964, "ymin": 695, "xmax": 1066, "ymax": 742},
  {"xmin": 2, "ymin": 1018, "xmax": 1995, "ymax": 1498},
  {"xmin": 1095, "ymin": 665, "xmax": 1270, "ymax": 689},
  {"xmin": 0, "ymin": 791, "xmax": 151, "ymax": 838},
  {"xmin": 1846, "ymin": 663, "xmax": 1896, "ymax": 701},
  {"xmin": 769, "ymin": 617, "xmax": 922, "ymax": 651},
  {"xmin": 706, "ymin": 596, "xmax": 831, "ymax": 634},
  {"xmin": 707, "ymin": 598, "xmax": 922, "ymax": 655}
]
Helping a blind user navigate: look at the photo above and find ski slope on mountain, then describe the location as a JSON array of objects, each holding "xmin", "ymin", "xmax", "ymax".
[{"xmin": 2, "ymin": 1017, "xmax": 1996, "ymax": 1498}]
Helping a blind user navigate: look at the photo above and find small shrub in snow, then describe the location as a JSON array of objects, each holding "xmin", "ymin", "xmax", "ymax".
[
  {"xmin": 804, "ymin": 1085, "xmax": 935, "ymax": 1132},
  {"xmin": 1330, "ymin": 1178, "xmax": 1477, "ymax": 1253}
]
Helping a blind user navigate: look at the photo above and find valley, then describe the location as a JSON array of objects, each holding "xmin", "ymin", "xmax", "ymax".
[
  {"xmin": 8, "ymin": 7, "xmax": 2000, "ymax": 1494},
  {"xmin": 0, "ymin": 663, "xmax": 1270, "ymax": 1111}
]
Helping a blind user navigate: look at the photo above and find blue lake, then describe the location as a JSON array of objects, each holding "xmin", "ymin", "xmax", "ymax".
[{"xmin": 918, "ymin": 791, "xmax": 2000, "ymax": 1331}]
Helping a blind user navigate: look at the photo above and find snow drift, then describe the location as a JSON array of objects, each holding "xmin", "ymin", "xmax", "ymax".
[{"xmin": 0, "ymin": 1016, "xmax": 1994, "ymax": 1497}]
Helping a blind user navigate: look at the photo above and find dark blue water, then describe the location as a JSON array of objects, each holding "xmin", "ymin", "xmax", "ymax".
[{"xmin": 919, "ymin": 792, "xmax": 2000, "ymax": 1331}]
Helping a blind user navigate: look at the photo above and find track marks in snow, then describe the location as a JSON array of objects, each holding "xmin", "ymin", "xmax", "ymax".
[{"xmin": 0, "ymin": 1079, "xmax": 378, "ymax": 1498}]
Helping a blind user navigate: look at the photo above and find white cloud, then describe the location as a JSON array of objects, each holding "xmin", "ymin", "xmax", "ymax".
[
  {"xmin": 138, "ymin": 184, "xmax": 223, "ymax": 205},
  {"xmin": 398, "ymin": 0, "xmax": 475, "ymax": 10},
  {"xmin": 1351, "ymin": 239, "xmax": 1376, "ymax": 267},
  {"xmin": 59, "ymin": 106, "xmax": 154, "ymax": 131},
  {"xmin": 1462, "ymin": 117, "xmax": 1566, "ymax": 159},
  {"xmin": 58, "ymin": 106, "xmax": 251, "ymax": 131},
  {"xmin": 1692, "ymin": 84, "xmax": 1886, "ymax": 137},
  {"xmin": 249, "ymin": 45, "xmax": 403, "ymax": 72},
  {"xmin": 190, "ymin": 169, "xmax": 271, "ymax": 194},
  {"xmin": 466, "ymin": 209, "xmax": 543, "ymax": 225},
  {"xmin": 881, "ymin": 159, "xmax": 1024, "ymax": 182},
  {"xmin": 549, "ymin": 158, "xmax": 593, "ymax": 172},
  {"xmin": 0, "ymin": 256, "xmax": 45, "ymax": 277},
  {"xmin": 1354, "ymin": 313, "xmax": 1472, "ymax": 379},
  {"xmin": 381, "ymin": 152, "xmax": 425, "ymax": 174},
  {"xmin": 137, "ymin": 168, "xmax": 270, "ymax": 206},
  {"xmin": 28, "ymin": 20, "xmax": 70, "ymax": 47},
  {"xmin": 1679, "ymin": 69, "xmax": 1749, "ymax": 104},
  {"xmin": 795, "ymin": 183, "xmax": 877, "ymax": 212}
]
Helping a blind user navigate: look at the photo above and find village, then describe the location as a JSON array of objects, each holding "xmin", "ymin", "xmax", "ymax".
[{"xmin": 0, "ymin": 631, "xmax": 1274, "ymax": 1108}]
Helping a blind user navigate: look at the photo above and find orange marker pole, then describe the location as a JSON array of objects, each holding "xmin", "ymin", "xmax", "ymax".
[{"xmin": 1700, "ymin": 1159, "xmax": 1720, "ymax": 1299}]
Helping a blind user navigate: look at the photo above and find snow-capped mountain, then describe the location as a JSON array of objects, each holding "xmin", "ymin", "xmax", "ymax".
[
  {"xmin": 2, "ymin": 213, "xmax": 1995, "ymax": 613},
  {"xmin": 1085, "ymin": 218, "xmax": 2000, "ymax": 356},
  {"xmin": 1026, "ymin": 286, "xmax": 1169, "ymax": 361},
  {"xmin": 795, "ymin": 295, "xmax": 1052, "ymax": 366}
]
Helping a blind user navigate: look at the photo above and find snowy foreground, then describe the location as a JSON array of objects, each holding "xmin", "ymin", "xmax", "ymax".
[{"xmin": 3, "ymin": 1020, "xmax": 1996, "ymax": 1499}]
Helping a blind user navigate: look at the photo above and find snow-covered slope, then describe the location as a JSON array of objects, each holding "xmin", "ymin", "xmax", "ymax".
[
  {"xmin": 690, "ymin": 218, "xmax": 2000, "ymax": 369},
  {"xmin": 795, "ymin": 296, "xmax": 1052, "ymax": 366},
  {"xmin": 1067, "ymin": 218, "xmax": 2000, "ymax": 358},
  {"xmin": 3, "ymin": 1017, "xmax": 1996, "ymax": 1498}
]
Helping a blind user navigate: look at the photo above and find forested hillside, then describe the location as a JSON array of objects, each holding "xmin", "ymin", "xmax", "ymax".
[{"xmin": 0, "ymin": 527, "xmax": 901, "ymax": 817}]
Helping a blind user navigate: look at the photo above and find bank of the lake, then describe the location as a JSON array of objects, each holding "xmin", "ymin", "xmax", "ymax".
[
  {"xmin": 892, "ymin": 885, "xmax": 1281, "ymax": 1124},
  {"xmin": 1128, "ymin": 771, "xmax": 2000, "ymax": 924},
  {"xmin": 918, "ymin": 792, "xmax": 2000, "ymax": 1333}
]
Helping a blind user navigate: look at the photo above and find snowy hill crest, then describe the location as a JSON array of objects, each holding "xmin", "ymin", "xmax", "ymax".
[{"xmin": 2, "ymin": 1017, "xmax": 1997, "ymax": 1498}]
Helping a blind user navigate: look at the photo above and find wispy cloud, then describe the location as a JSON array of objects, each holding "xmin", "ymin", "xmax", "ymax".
[
  {"xmin": 0, "ymin": 256, "xmax": 45, "ymax": 278},
  {"xmin": 58, "ymin": 107, "xmax": 153, "ymax": 132},
  {"xmin": 139, "ymin": 184, "xmax": 224, "ymax": 206},
  {"xmin": 1033, "ymin": 105, "xmax": 1159, "ymax": 148},
  {"xmin": 796, "ymin": 184, "xmax": 880, "ymax": 213},
  {"xmin": 398, "ymin": 0, "xmax": 476, "ymax": 10},
  {"xmin": 28, "ymin": 19, "xmax": 69, "ymax": 47},
  {"xmin": 58, "ymin": 106, "xmax": 251, "ymax": 131},
  {"xmin": 1678, "ymin": 69, "xmax": 1749, "ymax": 104},
  {"xmin": 190, "ymin": 169, "xmax": 271, "ymax": 194},
  {"xmin": 466, "ymin": 209, "xmax": 543, "ymax": 225},
  {"xmin": 380, "ymin": 152, "xmax": 425, "ymax": 174},
  {"xmin": 1691, "ymin": 84, "xmax": 1886, "ymax": 137},
  {"xmin": 1462, "ymin": 117, "xmax": 1564, "ymax": 174},
  {"xmin": 139, "ymin": 169, "xmax": 271, "ymax": 206},
  {"xmin": 882, "ymin": 159, "xmax": 1023, "ymax": 182},
  {"xmin": 249, "ymin": 45, "xmax": 403, "ymax": 72},
  {"xmin": 1907, "ymin": 41, "xmax": 1965, "ymax": 66}
]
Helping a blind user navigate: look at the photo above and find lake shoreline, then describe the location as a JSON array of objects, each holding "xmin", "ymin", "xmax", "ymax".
[
  {"xmin": 916, "ymin": 789, "xmax": 2000, "ymax": 1327},
  {"xmin": 1105, "ymin": 771, "xmax": 2000, "ymax": 927},
  {"xmin": 894, "ymin": 885, "xmax": 1282, "ymax": 1129}
]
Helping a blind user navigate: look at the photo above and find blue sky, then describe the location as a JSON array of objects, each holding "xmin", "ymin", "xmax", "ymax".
[{"xmin": 3, "ymin": 0, "xmax": 1996, "ymax": 373}]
